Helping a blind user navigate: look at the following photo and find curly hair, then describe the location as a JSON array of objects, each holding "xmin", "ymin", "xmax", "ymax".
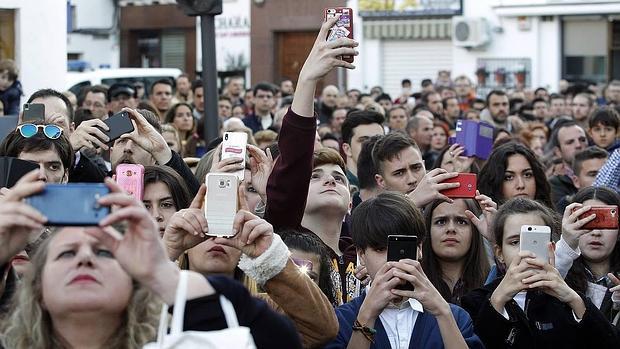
[{"xmin": 0, "ymin": 230, "xmax": 161, "ymax": 349}]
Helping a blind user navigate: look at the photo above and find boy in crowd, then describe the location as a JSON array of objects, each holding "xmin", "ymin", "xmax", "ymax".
[
  {"xmin": 341, "ymin": 111, "xmax": 385, "ymax": 191},
  {"xmin": 555, "ymin": 146, "xmax": 608, "ymax": 212},
  {"xmin": 588, "ymin": 106, "xmax": 620, "ymax": 153},
  {"xmin": 265, "ymin": 15, "xmax": 359, "ymax": 305},
  {"xmin": 0, "ymin": 59, "xmax": 22, "ymax": 116},
  {"xmin": 326, "ymin": 192, "xmax": 483, "ymax": 348},
  {"xmin": 370, "ymin": 132, "xmax": 459, "ymax": 208}
]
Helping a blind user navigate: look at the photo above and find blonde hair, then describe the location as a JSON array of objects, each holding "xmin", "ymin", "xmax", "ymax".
[{"xmin": 0, "ymin": 232, "xmax": 161, "ymax": 349}]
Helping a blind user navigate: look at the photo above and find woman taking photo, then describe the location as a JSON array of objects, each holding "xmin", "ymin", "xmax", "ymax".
[
  {"xmin": 564, "ymin": 186, "xmax": 620, "ymax": 327},
  {"xmin": 0, "ymin": 173, "xmax": 301, "ymax": 348},
  {"xmin": 461, "ymin": 197, "xmax": 620, "ymax": 348}
]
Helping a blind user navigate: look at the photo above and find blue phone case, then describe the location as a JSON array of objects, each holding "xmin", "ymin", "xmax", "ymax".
[{"xmin": 25, "ymin": 184, "xmax": 110, "ymax": 226}]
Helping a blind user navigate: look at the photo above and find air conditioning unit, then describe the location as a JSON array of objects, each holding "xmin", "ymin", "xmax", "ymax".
[{"xmin": 452, "ymin": 17, "xmax": 490, "ymax": 48}]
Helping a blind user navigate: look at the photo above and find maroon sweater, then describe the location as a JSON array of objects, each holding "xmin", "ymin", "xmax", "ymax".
[{"xmin": 265, "ymin": 108, "xmax": 357, "ymax": 306}]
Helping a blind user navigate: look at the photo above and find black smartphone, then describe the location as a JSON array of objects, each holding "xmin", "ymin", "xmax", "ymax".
[
  {"xmin": 102, "ymin": 111, "xmax": 134, "ymax": 144},
  {"xmin": 0, "ymin": 157, "xmax": 39, "ymax": 188},
  {"xmin": 25, "ymin": 183, "xmax": 111, "ymax": 226},
  {"xmin": 22, "ymin": 103, "xmax": 45, "ymax": 121},
  {"xmin": 387, "ymin": 235, "xmax": 418, "ymax": 291}
]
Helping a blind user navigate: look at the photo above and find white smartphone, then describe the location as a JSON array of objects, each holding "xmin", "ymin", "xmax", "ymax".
[
  {"xmin": 519, "ymin": 225, "xmax": 551, "ymax": 263},
  {"xmin": 205, "ymin": 173, "xmax": 239, "ymax": 237},
  {"xmin": 221, "ymin": 132, "xmax": 248, "ymax": 181}
]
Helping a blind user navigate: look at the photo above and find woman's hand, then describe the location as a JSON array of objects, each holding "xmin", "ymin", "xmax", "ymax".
[
  {"xmin": 162, "ymin": 185, "xmax": 209, "ymax": 260},
  {"xmin": 465, "ymin": 191, "xmax": 498, "ymax": 243},
  {"xmin": 86, "ymin": 178, "xmax": 179, "ymax": 301},
  {"xmin": 247, "ymin": 144, "xmax": 274, "ymax": 203},
  {"xmin": 0, "ymin": 171, "xmax": 46, "ymax": 264},
  {"xmin": 214, "ymin": 183, "xmax": 273, "ymax": 258},
  {"xmin": 522, "ymin": 242, "xmax": 586, "ymax": 317},
  {"xmin": 445, "ymin": 144, "xmax": 475, "ymax": 173},
  {"xmin": 209, "ymin": 143, "xmax": 245, "ymax": 174},
  {"xmin": 562, "ymin": 203, "xmax": 595, "ymax": 250},
  {"xmin": 490, "ymin": 251, "xmax": 540, "ymax": 313}
]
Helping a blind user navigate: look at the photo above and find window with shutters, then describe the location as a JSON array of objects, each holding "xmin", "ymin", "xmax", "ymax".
[
  {"xmin": 0, "ymin": 10, "xmax": 15, "ymax": 60},
  {"xmin": 161, "ymin": 31, "xmax": 186, "ymax": 72}
]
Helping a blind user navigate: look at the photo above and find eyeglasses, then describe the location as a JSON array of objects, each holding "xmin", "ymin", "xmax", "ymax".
[{"xmin": 16, "ymin": 124, "xmax": 63, "ymax": 140}]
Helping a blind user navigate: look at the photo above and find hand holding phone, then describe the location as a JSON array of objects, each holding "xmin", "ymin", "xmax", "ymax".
[
  {"xmin": 101, "ymin": 111, "xmax": 134, "ymax": 144},
  {"xmin": 324, "ymin": 7, "xmax": 355, "ymax": 63},
  {"xmin": 387, "ymin": 235, "xmax": 417, "ymax": 291},
  {"xmin": 221, "ymin": 132, "xmax": 248, "ymax": 180},
  {"xmin": 115, "ymin": 164, "xmax": 144, "ymax": 200},
  {"xmin": 440, "ymin": 173, "xmax": 477, "ymax": 198}
]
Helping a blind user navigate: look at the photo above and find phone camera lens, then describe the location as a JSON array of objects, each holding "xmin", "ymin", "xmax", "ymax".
[
  {"xmin": 219, "ymin": 180, "xmax": 225, "ymax": 188},
  {"xmin": 528, "ymin": 227, "xmax": 532, "ymax": 231},
  {"xmin": 225, "ymin": 134, "xmax": 228, "ymax": 141}
]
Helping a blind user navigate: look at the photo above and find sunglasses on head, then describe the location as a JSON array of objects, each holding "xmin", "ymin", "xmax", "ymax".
[{"xmin": 16, "ymin": 124, "xmax": 63, "ymax": 140}]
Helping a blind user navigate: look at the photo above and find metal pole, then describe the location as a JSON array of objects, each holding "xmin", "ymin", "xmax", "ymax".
[{"xmin": 201, "ymin": 15, "xmax": 219, "ymax": 143}]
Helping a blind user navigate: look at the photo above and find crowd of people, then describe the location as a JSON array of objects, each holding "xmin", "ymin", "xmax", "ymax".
[{"xmin": 0, "ymin": 14, "xmax": 619, "ymax": 348}]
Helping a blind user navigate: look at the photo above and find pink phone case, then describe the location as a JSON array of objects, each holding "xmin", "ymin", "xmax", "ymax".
[{"xmin": 115, "ymin": 164, "xmax": 145, "ymax": 200}]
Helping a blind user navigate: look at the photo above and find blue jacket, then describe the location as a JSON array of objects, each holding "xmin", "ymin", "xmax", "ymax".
[
  {"xmin": 0, "ymin": 80, "xmax": 22, "ymax": 115},
  {"xmin": 325, "ymin": 292, "xmax": 485, "ymax": 349}
]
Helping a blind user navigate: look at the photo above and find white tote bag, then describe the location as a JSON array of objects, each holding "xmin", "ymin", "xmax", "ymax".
[{"xmin": 144, "ymin": 271, "xmax": 256, "ymax": 349}]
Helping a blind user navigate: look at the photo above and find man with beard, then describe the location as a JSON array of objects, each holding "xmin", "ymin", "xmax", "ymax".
[
  {"xmin": 480, "ymin": 90, "xmax": 520, "ymax": 132},
  {"xmin": 109, "ymin": 108, "xmax": 199, "ymax": 195}
]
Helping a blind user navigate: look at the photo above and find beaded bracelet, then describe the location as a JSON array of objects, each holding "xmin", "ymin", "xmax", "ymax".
[{"xmin": 352, "ymin": 319, "xmax": 376, "ymax": 343}]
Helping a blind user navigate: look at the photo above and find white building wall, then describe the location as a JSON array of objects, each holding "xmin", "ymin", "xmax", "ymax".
[
  {"xmin": 67, "ymin": 0, "xmax": 119, "ymax": 69},
  {"xmin": 451, "ymin": 0, "xmax": 562, "ymax": 91},
  {"xmin": 0, "ymin": 0, "xmax": 67, "ymax": 98}
]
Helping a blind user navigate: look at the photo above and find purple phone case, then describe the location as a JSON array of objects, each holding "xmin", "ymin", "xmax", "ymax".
[{"xmin": 454, "ymin": 120, "xmax": 494, "ymax": 160}]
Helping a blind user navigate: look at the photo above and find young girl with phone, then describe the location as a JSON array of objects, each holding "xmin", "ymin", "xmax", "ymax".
[
  {"xmin": 422, "ymin": 198, "xmax": 490, "ymax": 305},
  {"xmin": 564, "ymin": 186, "xmax": 620, "ymax": 327},
  {"xmin": 461, "ymin": 197, "xmax": 620, "ymax": 348}
]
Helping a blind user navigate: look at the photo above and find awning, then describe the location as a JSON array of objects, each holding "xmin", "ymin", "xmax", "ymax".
[{"xmin": 363, "ymin": 19, "xmax": 452, "ymax": 40}]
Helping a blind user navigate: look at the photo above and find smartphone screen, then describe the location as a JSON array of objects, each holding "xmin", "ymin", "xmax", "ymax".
[
  {"xmin": 115, "ymin": 164, "xmax": 144, "ymax": 200},
  {"xmin": 205, "ymin": 173, "xmax": 239, "ymax": 237},
  {"xmin": 324, "ymin": 7, "xmax": 354, "ymax": 63},
  {"xmin": 519, "ymin": 225, "xmax": 551, "ymax": 263},
  {"xmin": 22, "ymin": 103, "xmax": 45, "ymax": 121},
  {"xmin": 102, "ymin": 111, "xmax": 134, "ymax": 144},
  {"xmin": 221, "ymin": 132, "xmax": 248, "ymax": 181},
  {"xmin": 387, "ymin": 235, "xmax": 417, "ymax": 291}
]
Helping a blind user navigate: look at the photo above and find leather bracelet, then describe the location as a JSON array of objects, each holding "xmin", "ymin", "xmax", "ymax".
[{"xmin": 352, "ymin": 319, "xmax": 376, "ymax": 343}]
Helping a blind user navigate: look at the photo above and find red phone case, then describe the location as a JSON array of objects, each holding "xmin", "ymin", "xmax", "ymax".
[
  {"xmin": 441, "ymin": 173, "xmax": 477, "ymax": 198},
  {"xmin": 576, "ymin": 205, "xmax": 618, "ymax": 230},
  {"xmin": 324, "ymin": 7, "xmax": 354, "ymax": 63},
  {"xmin": 115, "ymin": 164, "xmax": 145, "ymax": 201}
]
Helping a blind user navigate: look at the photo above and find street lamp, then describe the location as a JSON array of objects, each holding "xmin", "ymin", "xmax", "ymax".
[{"xmin": 177, "ymin": 0, "xmax": 222, "ymax": 144}]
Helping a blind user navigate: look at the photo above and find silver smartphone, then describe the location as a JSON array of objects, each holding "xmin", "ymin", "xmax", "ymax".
[
  {"xmin": 519, "ymin": 225, "xmax": 551, "ymax": 263},
  {"xmin": 205, "ymin": 173, "xmax": 239, "ymax": 237}
]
